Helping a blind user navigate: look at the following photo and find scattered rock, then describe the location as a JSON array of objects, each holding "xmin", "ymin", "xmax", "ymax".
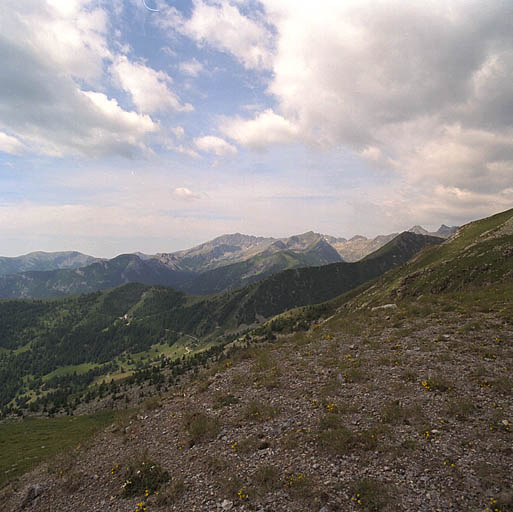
[
  {"xmin": 371, "ymin": 303, "xmax": 398, "ymax": 311},
  {"xmin": 221, "ymin": 499, "xmax": 233, "ymax": 510},
  {"xmin": 20, "ymin": 483, "xmax": 44, "ymax": 509}
]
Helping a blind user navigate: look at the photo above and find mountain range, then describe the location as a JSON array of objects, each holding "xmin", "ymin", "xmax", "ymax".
[{"xmin": 0, "ymin": 225, "xmax": 456, "ymax": 299}]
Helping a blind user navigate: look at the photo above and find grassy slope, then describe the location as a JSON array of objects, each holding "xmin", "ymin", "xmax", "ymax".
[
  {"xmin": 0, "ymin": 410, "xmax": 117, "ymax": 487},
  {"xmin": 348, "ymin": 207, "xmax": 513, "ymax": 309}
]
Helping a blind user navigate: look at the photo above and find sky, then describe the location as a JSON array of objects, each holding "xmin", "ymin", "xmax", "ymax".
[{"xmin": 1, "ymin": 0, "xmax": 512, "ymax": 257}]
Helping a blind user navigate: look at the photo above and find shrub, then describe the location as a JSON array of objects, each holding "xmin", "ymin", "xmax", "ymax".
[
  {"xmin": 421, "ymin": 374, "xmax": 452, "ymax": 392},
  {"xmin": 242, "ymin": 400, "xmax": 278, "ymax": 422},
  {"xmin": 154, "ymin": 478, "xmax": 185, "ymax": 505},
  {"xmin": 446, "ymin": 398, "xmax": 475, "ymax": 420},
  {"xmin": 284, "ymin": 473, "xmax": 320, "ymax": 502},
  {"xmin": 213, "ymin": 393, "xmax": 239, "ymax": 409},
  {"xmin": 350, "ymin": 478, "xmax": 391, "ymax": 511},
  {"xmin": 491, "ymin": 376, "xmax": 513, "ymax": 395},
  {"xmin": 218, "ymin": 474, "xmax": 245, "ymax": 499},
  {"xmin": 120, "ymin": 453, "xmax": 170, "ymax": 498},
  {"xmin": 184, "ymin": 411, "xmax": 220, "ymax": 444},
  {"xmin": 254, "ymin": 465, "xmax": 281, "ymax": 492},
  {"xmin": 380, "ymin": 400, "xmax": 422, "ymax": 424},
  {"xmin": 143, "ymin": 396, "xmax": 162, "ymax": 410},
  {"xmin": 342, "ymin": 368, "xmax": 366, "ymax": 383},
  {"xmin": 401, "ymin": 369, "xmax": 417, "ymax": 382},
  {"xmin": 257, "ymin": 368, "xmax": 282, "ymax": 390},
  {"xmin": 318, "ymin": 417, "xmax": 378, "ymax": 454},
  {"xmin": 236, "ymin": 435, "xmax": 261, "ymax": 454}
]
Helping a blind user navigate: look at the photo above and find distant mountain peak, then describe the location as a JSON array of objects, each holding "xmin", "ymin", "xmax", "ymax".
[
  {"xmin": 210, "ymin": 233, "xmax": 273, "ymax": 246},
  {"xmin": 0, "ymin": 251, "xmax": 99, "ymax": 276},
  {"xmin": 407, "ymin": 224, "xmax": 458, "ymax": 238},
  {"xmin": 436, "ymin": 224, "xmax": 459, "ymax": 236},
  {"xmin": 408, "ymin": 225, "xmax": 429, "ymax": 235}
]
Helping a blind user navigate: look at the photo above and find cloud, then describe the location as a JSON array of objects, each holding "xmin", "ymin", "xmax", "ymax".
[
  {"xmin": 194, "ymin": 135, "xmax": 237, "ymax": 156},
  {"xmin": 221, "ymin": 108, "xmax": 299, "ymax": 149},
  {"xmin": 267, "ymin": 1, "xmax": 512, "ymax": 189},
  {"xmin": 163, "ymin": 130, "xmax": 200, "ymax": 157},
  {"xmin": 111, "ymin": 56, "xmax": 193, "ymax": 113},
  {"xmin": 174, "ymin": 145, "xmax": 200, "ymax": 158},
  {"xmin": 159, "ymin": 0, "xmax": 273, "ymax": 70},
  {"xmin": 172, "ymin": 126, "xmax": 185, "ymax": 139},
  {"xmin": 0, "ymin": 0, "xmax": 171, "ymax": 157},
  {"xmin": 360, "ymin": 146, "xmax": 388, "ymax": 164},
  {"xmin": 0, "ymin": 133, "xmax": 24, "ymax": 155},
  {"xmin": 179, "ymin": 58, "xmax": 204, "ymax": 77},
  {"xmin": 80, "ymin": 90, "xmax": 157, "ymax": 147},
  {"xmin": 395, "ymin": 184, "xmax": 513, "ymax": 229},
  {"xmin": 392, "ymin": 124, "xmax": 513, "ymax": 194},
  {"xmin": 172, "ymin": 0, "xmax": 513, "ymax": 217},
  {"xmin": 174, "ymin": 187, "xmax": 200, "ymax": 200}
]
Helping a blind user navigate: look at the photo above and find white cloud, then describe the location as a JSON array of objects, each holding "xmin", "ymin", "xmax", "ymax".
[
  {"xmin": 402, "ymin": 185, "xmax": 513, "ymax": 227},
  {"xmin": 179, "ymin": 58, "xmax": 204, "ymax": 77},
  {"xmin": 173, "ymin": 0, "xmax": 513, "ymax": 217},
  {"xmin": 174, "ymin": 145, "xmax": 200, "ymax": 158},
  {"xmin": 172, "ymin": 126, "xmax": 185, "ymax": 139},
  {"xmin": 162, "ymin": 46, "xmax": 177, "ymax": 57},
  {"xmin": 391, "ymin": 123, "xmax": 513, "ymax": 194},
  {"xmin": 80, "ymin": 91, "xmax": 157, "ymax": 143},
  {"xmin": 0, "ymin": 133, "xmax": 24, "ymax": 155},
  {"xmin": 111, "ymin": 56, "xmax": 193, "ymax": 113},
  {"xmin": 174, "ymin": 187, "xmax": 200, "ymax": 200},
  {"xmin": 36, "ymin": 0, "xmax": 111, "ymax": 83},
  {"xmin": 159, "ymin": 0, "xmax": 273, "ymax": 70},
  {"xmin": 221, "ymin": 109, "xmax": 299, "ymax": 149},
  {"xmin": 194, "ymin": 135, "xmax": 237, "ymax": 156},
  {"xmin": 0, "ymin": 0, "xmax": 178, "ymax": 157}
]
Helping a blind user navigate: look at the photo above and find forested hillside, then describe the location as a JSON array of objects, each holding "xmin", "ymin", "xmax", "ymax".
[
  {"xmin": 0, "ymin": 232, "xmax": 441, "ymax": 416},
  {"xmin": 0, "ymin": 254, "xmax": 194, "ymax": 299}
]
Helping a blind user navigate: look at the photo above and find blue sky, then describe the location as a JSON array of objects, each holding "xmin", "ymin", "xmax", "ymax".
[{"xmin": 1, "ymin": 0, "xmax": 512, "ymax": 257}]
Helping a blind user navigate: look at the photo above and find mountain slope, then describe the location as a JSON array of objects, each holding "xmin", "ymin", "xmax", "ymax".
[
  {"xmin": 349, "ymin": 207, "xmax": 513, "ymax": 307},
  {"xmin": 156, "ymin": 233, "xmax": 276, "ymax": 272},
  {"xmin": 0, "ymin": 251, "xmax": 98, "ymax": 276},
  {"xmin": 0, "ymin": 227, "xmax": 454, "ymax": 299},
  {"xmin": 181, "ymin": 237, "xmax": 343, "ymax": 295},
  {"xmin": 231, "ymin": 232, "xmax": 443, "ymax": 323}
]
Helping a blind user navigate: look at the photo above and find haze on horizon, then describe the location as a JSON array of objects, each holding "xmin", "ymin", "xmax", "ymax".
[{"xmin": 1, "ymin": 0, "xmax": 512, "ymax": 258}]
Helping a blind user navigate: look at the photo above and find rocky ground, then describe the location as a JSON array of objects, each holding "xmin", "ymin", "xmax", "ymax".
[{"xmin": 2, "ymin": 301, "xmax": 512, "ymax": 512}]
